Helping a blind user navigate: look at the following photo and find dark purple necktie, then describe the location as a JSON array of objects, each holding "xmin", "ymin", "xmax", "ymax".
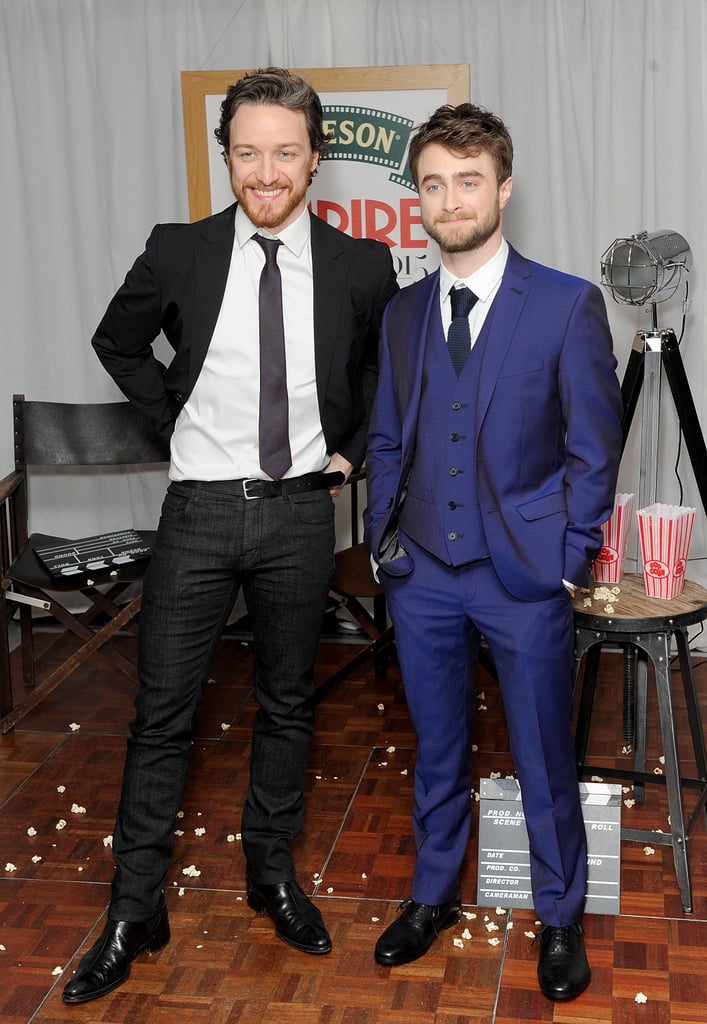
[
  {"xmin": 447, "ymin": 285, "xmax": 478, "ymax": 375},
  {"xmin": 253, "ymin": 234, "xmax": 292, "ymax": 480}
]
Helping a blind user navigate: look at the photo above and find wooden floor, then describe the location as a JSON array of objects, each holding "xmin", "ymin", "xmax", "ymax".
[{"xmin": 1, "ymin": 623, "xmax": 707, "ymax": 1024}]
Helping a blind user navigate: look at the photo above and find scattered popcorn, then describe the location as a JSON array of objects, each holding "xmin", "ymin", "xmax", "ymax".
[
  {"xmin": 57, "ymin": 786, "xmax": 66, "ymax": 793},
  {"xmin": 226, "ymin": 834, "xmax": 239, "ymax": 843},
  {"xmin": 71, "ymin": 803, "xmax": 86, "ymax": 815},
  {"xmin": 644, "ymin": 846, "xmax": 655, "ymax": 856},
  {"xmin": 27, "ymin": 827, "xmax": 37, "ymax": 836},
  {"xmin": 194, "ymin": 828, "xmax": 206, "ymax": 836},
  {"xmin": 524, "ymin": 931, "xmax": 536, "ymax": 939},
  {"xmin": 400, "ymin": 769, "xmax": 408, "ymax": 775},
  {"xmin": 103, "ymin": 835, "xmax": 113, "ymax": 848},
  {"xmin": 488, "ymin": 937, "xmax": 501, "ymax": 946},
  {"xmin": 386, "ymin": 746, "xmax": 396, "ymax": 753},
  {"xmin": 326, "ymin": 887, "xmax": 334, "ymax": 893},
  {"xmin": 207, "ymin": 678, "xmax": 216, "ymax": 685},
  {"xmin": 5, "ymin": 863, "xmax": 17, "ymax": 873},
  {"xmin": 478, "ymin": 704, "xmax": 487, "ymax": 711},
  {"xmin": 489, "ymin": 771, "xmax": 501, "ymax": 779},
  {"xmin": 635, "ymin": 992, "xmax": 648, "ymax": 1004},
  {"xmin": 471, "ymin": 744, "xmax": 478, "ymax": 752},
  {"xmin": 178, "ymin": 887, "xmax": 185, "ymax": 896},
  {"xmin": 474, "ymin": 792, "xmax": 480, "ymax": 801},
  {"xmin": 371, "ymin": 916, "xmax": 380, "ymax": 923},
  {"xmin": 593, "ymin": 586, "xmax": 615, "ymax": 602},
  {"xmin": 196, "ymin": 944, "xmax": 203, "ymax": 949},
  {"xmin": 0, "ymin": 944, "xmax": 5, "ymax": 950},
  {"xmin": 378, "ymin": 761, "xmax": 388, "ymax": 767},
  {"xmin": 78, "ymin": 866, "xmax": 83, "ymax": 872},
  {"xmin": 622, "ymin": 745, "xmax": 632, "ymax": 755},
  {"xmin": 174, "ymin": 829, "xmax": 184, "ymax": 837},
  {"xmin": 461, "ymin": 928, "xmax": 472, "ymax": 940},
  {"xmin": 624, "ymin": 799, "xmax": 636, "ymax": 808},
  {"xmin": 485, "ymin": 921, "xmax": 500, "ymax": 933},
  {"xmin": 623, "ymin": 786, "xmax": 632, "ymax": 793},
  {"xmin": 56, "ymin": 820, "xmax": 67, "ymax": 831},
  {"xmin": 220, "ymin": 723, "xmax": 230, "ymax": 731},
  {"xmin": 361, "ymin": 872, "xmax": 367, "ymax": 879},
  {"xmin": 32, "ymin": 856, "xmax": 42, "ymax": 864},
  {"xmin": 583, "ymin": 597, "xmax": 592, "ymax": 608},
  {"xmin": 177, "ymin": 811, "xmax": 184, "ymax": 818},
  {"xmin": 653, "ymin": 767, "xmax": 663, "ymax": 775},
  {"xmin": 315, "ymin": 775, "xmax": 322, "ymax": 780},
  {"xmin": 313, "ymin": 872, "xmax": 320, "ymax": 879},
  {"xmin": 659, "ymin": 755, "xmax": 665, "ymax": 764},
  {"xmin": 377, "ymin": 703, "xmax": 385, "ymax": 711},
  {"xmin": 69, "ymin": 723, "xmax": 81, "ymax": 732},
  {"xmin": 604, "ymin": 604, "xmax": 614, "ymax": 613},
  {"xmin": 51, "ymin": 966, "xmax": 64, "ymax": 976},
  {"xmin": 463, "ymin": 911, "xmax": 477, "ymax": 920},
  {"xmin": 495, "ymin": 907, "xmax": 507, "ymax": 916},
  {"xmin": 478, "ymin": 691, "xmax": 485, "ymax": 700},
  {"xmin": 591, "ymin": 775, "xmax": 604, "ymax": 783},
  {"xmin": 182, "ymin": 864, "xmax": 201, "ymax": 877}
]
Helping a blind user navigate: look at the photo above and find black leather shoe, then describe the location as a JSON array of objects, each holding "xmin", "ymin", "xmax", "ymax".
[
  {"xmin": 537, "ymin": 922, "xmax": 591, "ymax": 1001},
  {"xmin": 374, "ymin": 895, "xmax": 462, "ymax": 966},
  {"xmin": 246, "ymin": 876, "xmax": 332, "ymax": 954},
  {"xmin": 62, "ymin": 905, "xmax": 170, "ymax": 1004}
]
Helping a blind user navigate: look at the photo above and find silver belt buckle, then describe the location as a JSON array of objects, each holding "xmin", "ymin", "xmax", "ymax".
[{"xmin": 242, "ymin": 478, "xmax": 261, "ymax": 500}]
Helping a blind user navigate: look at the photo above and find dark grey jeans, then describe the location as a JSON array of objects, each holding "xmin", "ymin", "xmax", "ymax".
[{"xmin": 110, "ymin": 479, "xmax": 336, "ymax": 921}]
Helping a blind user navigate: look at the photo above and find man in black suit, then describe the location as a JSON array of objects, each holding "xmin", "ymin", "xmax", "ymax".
[{"xmin": 63, "ymin": 67, "xmax": 398, "ymax": 1005}]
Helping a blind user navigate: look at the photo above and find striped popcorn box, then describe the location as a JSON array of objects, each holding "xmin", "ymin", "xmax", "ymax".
[
  {"xmin": 593, "ymin": 493, "xmax": 635, "ymax": 583},
  {"xmin": 636, "ymin": 503, "xmax": 696, "ymax": 599}
]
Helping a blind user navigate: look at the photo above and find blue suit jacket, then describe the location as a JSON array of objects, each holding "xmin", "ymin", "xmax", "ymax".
[{"xmin": 363, "ymin": 245, "xmax": 623, "ymax": 600}]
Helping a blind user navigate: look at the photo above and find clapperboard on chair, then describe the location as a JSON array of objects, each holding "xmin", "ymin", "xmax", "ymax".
[
  {"xmin": 477, "ymin": 777, "xmax": 622, "ymax": 914},
  {"xmin": 34, "ymin": 529, "xmax": 153, "ymax": 580}
]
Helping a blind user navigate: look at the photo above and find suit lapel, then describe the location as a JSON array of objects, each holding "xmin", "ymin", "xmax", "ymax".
[
  {"xmin": 189, "ymin": 204, "xmax": 237, "ymax": 387},
  {"xmin": 310, "ymin": 213, "xmax": 346, "ymax": 408},
  {"xmin": 476, "ymin": 247, "xmax": 531, "ymax": 424}
]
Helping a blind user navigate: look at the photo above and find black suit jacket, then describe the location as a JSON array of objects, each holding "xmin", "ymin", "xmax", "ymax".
[{"xmin": 92, "ymin": 204, "xmax": 398, "ymax": 468}]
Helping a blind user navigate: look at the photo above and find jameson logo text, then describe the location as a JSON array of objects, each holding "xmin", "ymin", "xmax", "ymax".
[{"xmin": 321, "ymin": 105, "xmax": 415, "ymax": 190}]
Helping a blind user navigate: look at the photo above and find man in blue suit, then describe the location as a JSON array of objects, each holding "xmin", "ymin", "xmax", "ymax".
[{"xmin": 364, "ymin": 103, "xmax": 622, "ymax": 1002}]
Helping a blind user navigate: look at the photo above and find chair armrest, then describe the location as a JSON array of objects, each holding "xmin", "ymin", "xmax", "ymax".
[{"xmin": 0, "ymin": 469, "xmax": 24, "ymax": 505}]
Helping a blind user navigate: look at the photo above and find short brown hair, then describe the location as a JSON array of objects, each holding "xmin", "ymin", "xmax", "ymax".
[
  {"xmin": 407, "ymin": 103, "xmax": 513, "ymax": 187},
  {"xmin": 214, "ymin": 66, "xmax": 331, "ymax": 161}
]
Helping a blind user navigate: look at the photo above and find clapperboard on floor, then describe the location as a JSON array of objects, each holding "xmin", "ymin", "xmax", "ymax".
[
  {"xmin": 477, "ymin": 777, "xmax": 622, "ymax": 915},
  {"xmin": 34, "ymin": 529, "xmax": 152, "ymax": 580}
]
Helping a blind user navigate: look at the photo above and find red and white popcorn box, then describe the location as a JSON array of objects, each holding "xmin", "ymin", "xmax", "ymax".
[
  {"xmin": 593, "ymin": 493, "xmax": 635, "ymax": 583},
  {"xmin": 636, "ymin": 503, "xmax": 696, "ymax": 599}
]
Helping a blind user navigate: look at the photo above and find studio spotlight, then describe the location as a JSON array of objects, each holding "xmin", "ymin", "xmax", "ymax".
[{"xmin": 601, "ymin": 229, "xmax": 690, "ymax": 306}]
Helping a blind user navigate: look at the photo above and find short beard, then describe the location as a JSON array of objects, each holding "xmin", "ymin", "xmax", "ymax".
[
  {"xmin": 233, "ymin": 179, "xmax": 307, "ymax": 230},
  {"xmin": 425, "ymin": 210, "xmax": 500, "ymax": 254}
]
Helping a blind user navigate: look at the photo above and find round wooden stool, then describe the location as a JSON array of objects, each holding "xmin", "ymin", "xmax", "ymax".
[{"xmin": 572, "ymin": 574, "xmax": 707, "ymax": 913}]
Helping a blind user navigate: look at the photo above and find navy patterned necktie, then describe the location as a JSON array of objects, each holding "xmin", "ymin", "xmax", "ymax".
[
  {"xmin": 447, "ymin": 285, "xmax": 478, "ymax": 375},
  {"xmin": 253, "ymin": 234, "xmax": 292, "ymax": 480}
]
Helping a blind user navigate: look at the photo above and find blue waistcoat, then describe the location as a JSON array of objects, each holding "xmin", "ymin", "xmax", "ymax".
[{"xmin": 398, "ymin": 305, "xmax": 495, "ymax": 566}]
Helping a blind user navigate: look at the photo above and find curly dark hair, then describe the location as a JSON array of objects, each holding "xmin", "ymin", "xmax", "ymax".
[
  {"xmin": 214, "ymin": 67, "xmax": 331, "ymax": 163},
  {"xmin": 408, "ymin": 103, "xmax": 513, "ymax": 187}
]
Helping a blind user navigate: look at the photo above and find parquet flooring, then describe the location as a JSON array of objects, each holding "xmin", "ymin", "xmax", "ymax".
[{"xmin": 1, "ymin": 623, "xmax": 706, "ymax": 1023}]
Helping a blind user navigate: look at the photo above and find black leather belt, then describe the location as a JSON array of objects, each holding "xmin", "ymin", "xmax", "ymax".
[{"xmin": 195, "ymin": 471, "xmax": 344, "ymax": 499}]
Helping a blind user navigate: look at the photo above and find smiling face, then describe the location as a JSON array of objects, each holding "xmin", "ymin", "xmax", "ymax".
[
  {"xmin": 416, "ymin": 143, "xmax": 512, "ymax": 270},
  {"xmin": 227, "ymin": 102, "xmax": 320, "ymax": 231}
]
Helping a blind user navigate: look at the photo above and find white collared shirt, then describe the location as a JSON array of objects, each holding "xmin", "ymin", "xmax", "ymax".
[
  {"xmin": 439, "ymin": 237, "xmax": 509, "ymax": 349},
  {"xmin": 170, "ymin": 206, "xmax": 327, "ymax": 481}
]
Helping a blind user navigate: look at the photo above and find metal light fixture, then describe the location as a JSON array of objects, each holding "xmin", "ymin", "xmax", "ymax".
[{"xmin": 601, "ymin": 229, "xmax": 691, "ymax": 306}]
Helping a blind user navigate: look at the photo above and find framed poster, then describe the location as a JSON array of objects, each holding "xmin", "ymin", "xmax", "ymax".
[{"xmin": 181, "ymin": 64, "xmax": 469, "ymax": 285}]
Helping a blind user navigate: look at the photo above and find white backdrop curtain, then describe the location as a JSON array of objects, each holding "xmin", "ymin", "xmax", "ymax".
[{"xmin": 1, "ymin": 0, "xmax": 706, "ymax": 585}]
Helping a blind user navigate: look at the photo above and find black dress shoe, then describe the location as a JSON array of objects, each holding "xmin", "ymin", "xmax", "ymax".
[
  {"xmin": 246, "ymin": 876, "xmax": 332, "ymax": 954},
  {"xmin": 374, "ymin": 895, "xmax": 462, "ymax": 966},
  {"xmin": 536, "ymin": 922, "xmax": 591, "ymax": 1001},
  {"xmin": 62, "ymin": 905, "xmax": 170, "ymax": 1004}
]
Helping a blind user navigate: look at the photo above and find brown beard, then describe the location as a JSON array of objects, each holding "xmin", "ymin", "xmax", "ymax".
[
  {"xmin": 233, "ymin": 178, "xmax": 308, "ymax": 230},
  {"xmin": 425, "ymin": 208, "xmax": 501, "ymax": 254}
]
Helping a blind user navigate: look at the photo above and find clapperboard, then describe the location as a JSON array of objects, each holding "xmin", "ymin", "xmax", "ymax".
[
  {"xmin": 477, "ymin": 777, "xmax": 622, "ymax": 915},
  {"xmin": 34, "ymin": 529, "xmax": 152, "ymax": 579}
]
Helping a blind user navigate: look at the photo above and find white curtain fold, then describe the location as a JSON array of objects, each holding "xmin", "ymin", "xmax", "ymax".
[{"xmin": 1, "ymin": 0, "xmax": 706, "ymax": 580}]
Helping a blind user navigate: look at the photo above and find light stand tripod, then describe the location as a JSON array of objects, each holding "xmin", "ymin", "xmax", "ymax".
[{"xmin": 619, "ymin": 302, "xmax": 707, "ymax": 519}]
